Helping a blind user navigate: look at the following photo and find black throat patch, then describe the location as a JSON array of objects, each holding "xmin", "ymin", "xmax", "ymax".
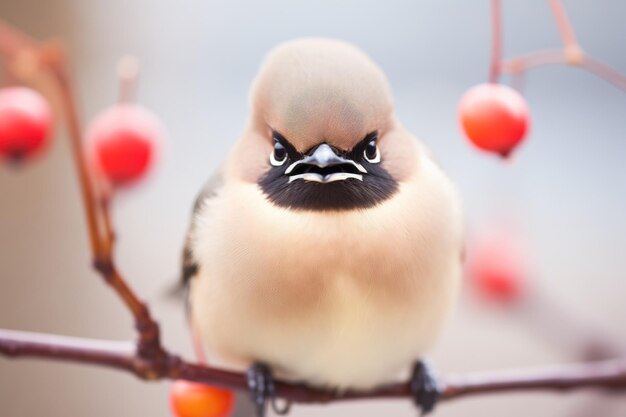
[{"xmin": 258, "ymin": 132, "xmax": 399, "ymax": 211}]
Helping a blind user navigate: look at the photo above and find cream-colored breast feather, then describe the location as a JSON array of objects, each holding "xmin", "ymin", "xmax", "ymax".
[{"xmin": 189, "ymin": 140, "xmax": 462, "ymax": 389}]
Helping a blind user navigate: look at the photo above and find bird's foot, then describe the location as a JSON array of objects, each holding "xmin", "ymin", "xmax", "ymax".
[
  {"xmin": 246, "ymin": 362, "xmax": 291, "ymax": 417},
  {"xmin": 410, "ymin": 360, "xmax": 442, "ymax": 416}
]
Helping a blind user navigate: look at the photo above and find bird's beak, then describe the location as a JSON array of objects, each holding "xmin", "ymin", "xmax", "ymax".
[{"xmin": 285, "ymin": 143, "xmax": 367, "ymax": 183}]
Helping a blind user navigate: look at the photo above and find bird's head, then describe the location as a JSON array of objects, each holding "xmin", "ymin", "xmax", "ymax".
[{"xmin": 232, "ymin": 38, "xmax": 417, "ymax": 211}]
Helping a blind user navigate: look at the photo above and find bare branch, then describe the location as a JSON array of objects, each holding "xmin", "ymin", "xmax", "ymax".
[
  {"xmin": 117, "ymin": 55, "xmax": 139, "ymax": 104},
  {"xmin": 490, "ymin": 1, "xmax": 626, "ymax": 95},
  {"xmin": 1, "ymin": 329, "xmax": 625, "ymax": 405},
  {"xmin": 47, "ymin": 48, "xmax": 104, "ymax": 259},
  {"xmin": 578, "ymin": 56, "xmax": 626, "ymax": 93},
  {"xmin": 0, "ymin": 329, "xmax": 135, "ymax": 373},
  {"xmin": 501, "ymin": 50, "xmax": 626, "ymax": 94},
  {"xmin": 548, "ymin": 0, "xmax": 584, "ymax": 64},
  {"xmin": 501, "ymin": 49, "xmax": 567, "ymax": 74},
  {"xmin": 0, "ymin": 18, "xmax": 165, "ymax": 362},
  {"xmin": 489, "ymin": 0, "xmax": 502, "ymax": 83},
  {"xmin": 441, "ymin": 360, "xmax": 626, "ymax": 400}
]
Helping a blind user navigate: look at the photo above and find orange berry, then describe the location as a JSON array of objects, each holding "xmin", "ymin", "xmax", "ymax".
[{"xmin": 170, "ymin": 380, "xmax": 235, "ymax": 417}]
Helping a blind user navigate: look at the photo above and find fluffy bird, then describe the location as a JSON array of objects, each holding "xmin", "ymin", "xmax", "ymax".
[{"xmin": 182, "ymin": 38, "xmax": 463, "ymax": 416}]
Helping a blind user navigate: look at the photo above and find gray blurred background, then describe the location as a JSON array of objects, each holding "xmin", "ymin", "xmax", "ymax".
[{"xmin": 1, "ymin": 1, "xmax": 626, "ymax": 416}]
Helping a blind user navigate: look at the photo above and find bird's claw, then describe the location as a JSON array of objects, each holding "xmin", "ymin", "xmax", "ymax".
[
  {"xmin": 246, "ymin": 362, "xmax": 291, "ymax": 417},
  {"xmin": 410, "ymin": 360, "xmax": 442, "ymax": 416}
]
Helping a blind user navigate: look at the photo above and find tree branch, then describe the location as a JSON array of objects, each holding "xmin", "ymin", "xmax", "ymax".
[
  {"xmin": 0, "ymin": 17, "xmax": 165, "ymax": 365},
  {"xmin": 43, "ymin": 43, "xmax": 163, "ymax": 354},
  {"xmin": 1, "ymin": 329, "xmax": 625, "ymax": 404},
  {"xmin": 501, "ymin": 50, "xmax": 626, "ymax": 94},
  {"xmin": 488, "ymin": 1, "xmax": 626, "ymax": 96},
  {"xmin": 548, "ymin": 0, "xmax": 583, "ymax": 64},
  {"xmin": 0, "ymin": 329, "xmax": 135, "ymax": 373}
]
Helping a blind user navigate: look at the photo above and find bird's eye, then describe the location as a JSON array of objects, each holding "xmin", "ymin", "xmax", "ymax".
[
  {"xmin": 270, "ymin": 140, "xmax": 287, "ymax": 166},
  {"xmin": 364, "ymin": 139, "xmax": 381, "ymax": 163}
]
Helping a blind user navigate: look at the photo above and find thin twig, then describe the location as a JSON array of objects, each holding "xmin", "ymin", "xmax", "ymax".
[
  {"xmin": 579, "ymin": 56, "xmax": 626, "ymax": 93},
  {"xmin": 100, "ymin": 193, "xmax": 115, "ymax": 254},
  {"xmin": 501, "ymin": 50, "xmax": 626, "ymax": 94},
  {"xmin": 45, "ymin": 45, "xmax": 163, "ymax": 358},
  {"xmin": 548, "ymin": 0, "xmax": 583, "ymax": 64},
  {"xmin": 501, "ymin": 49, "xmax": 566, "ymax": 74},
  {"xmin": 46, "ymin": 54, "xmax": 104, "ymax": 258},
  {"xmin": 0, "ymin": 20, "xmax": 103, "ymax": 260},
  {"xmin": 0, "ymin": 19, "xmax": 35, "ymax": 56},
  {"xmin": 1, "ymin": 329, "xmax": 625, "ymax": 404},
  {"xmin": 117, "ymin": 55, "xmax": 139, "ymax": 104},
  {"xmin": 495, "ymin": 1, "xmax": 626, "ymax": 94},
  {"xmin": 489, "ymin": 0, "xmax": 502, "ymax": 83}
]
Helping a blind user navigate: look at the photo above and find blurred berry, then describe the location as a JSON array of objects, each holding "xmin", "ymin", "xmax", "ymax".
[
  {"xmin": 467, "ymin": 231, "xmax": 526, "ymax": 304},
  {"xmin": 0, "ymin": 87, "xmax": 53, "ymax": 163},
  {"xmin": 86, "ymin": 104, "xmax": 162, "ymax": 186},
  {"xmin": 459, "ymin": 83, "xmax": 530, "ymax": 158}
]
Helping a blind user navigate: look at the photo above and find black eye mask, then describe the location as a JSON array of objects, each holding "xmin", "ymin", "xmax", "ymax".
[{"xmin": 258, "ymin": 131, "xmax": 398, "ymax": 211}]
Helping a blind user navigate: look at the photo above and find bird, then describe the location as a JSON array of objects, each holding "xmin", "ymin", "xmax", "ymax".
[{"xmin": 181, "ymin": 37, "xmax": 464, "ymax": 416}]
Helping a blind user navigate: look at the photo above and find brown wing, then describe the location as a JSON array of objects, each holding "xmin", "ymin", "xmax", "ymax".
[{"xmin": 180, "ymin": 170, "xmax": 224, "ymax": 287}]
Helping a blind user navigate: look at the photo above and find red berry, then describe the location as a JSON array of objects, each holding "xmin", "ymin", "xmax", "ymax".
[
  {"xmin": 170, "ymin": 380, "xmax": 235, "ymax": 417},
  {"xmin": 86, "ymin": 104, "xmax": 162, "ymax": 186},
  {"xmin": 466, "ymin": 232, "xmax": 526, "ymax": 304},
  {"xmin": 0, "ymin": 87, "xmax": 53, "ymax": 162},
  {"xmin": 458, "ymin": 83, "xmax": 530, "ymax": 157}
]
